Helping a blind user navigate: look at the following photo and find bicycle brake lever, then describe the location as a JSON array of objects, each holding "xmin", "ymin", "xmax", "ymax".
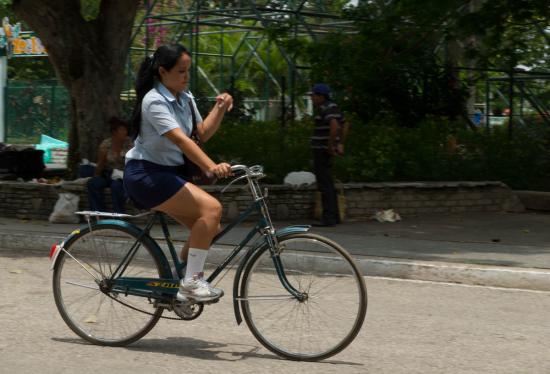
[{"xmin": 221, "ymin": 174, "xmax": 248, "ymax": 194}]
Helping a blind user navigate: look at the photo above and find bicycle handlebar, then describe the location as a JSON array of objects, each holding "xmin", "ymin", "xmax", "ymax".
[
  {"xmin": 230, "ymin": 164, "xmax": 248, "ymax": 176},
  {"xmin": 221, "ymin": 164, "xmax": 265, "ymax": 193},
  {"xmin": 230, "ymin": 164, "xmax": 264, "ymax": 178}
]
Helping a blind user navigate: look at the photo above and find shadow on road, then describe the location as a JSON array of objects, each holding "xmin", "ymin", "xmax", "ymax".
[{"xmin": 52, "ymin": 336, "xmax": 363, "ymax": 366}]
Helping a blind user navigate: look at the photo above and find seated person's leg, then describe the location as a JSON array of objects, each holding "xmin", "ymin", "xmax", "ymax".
[
  {"xmin": 87, "ymin": 176, "xmax": 109, "ymax": 211},
  {"xmin": 109, "ymin": 179, "xmax": 126, "ymax": 214},
  {"xmin": 78, "ymin": 164, "xmax": 95, "ymax": 178}
]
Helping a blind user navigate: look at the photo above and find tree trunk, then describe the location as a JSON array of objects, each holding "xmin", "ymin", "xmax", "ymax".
[
  {"xmin": 12, "ymin": 0, "xmax": 139, "ymax": 176},
  {"xmin": 445, "ymin": 0, "xmax": 485, "ymax": 128}
]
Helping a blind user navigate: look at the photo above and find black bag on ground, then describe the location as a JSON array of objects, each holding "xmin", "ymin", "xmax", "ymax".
[{"xmin": 0, "ymin": 148, "xmax": 45, "ymax": 180}]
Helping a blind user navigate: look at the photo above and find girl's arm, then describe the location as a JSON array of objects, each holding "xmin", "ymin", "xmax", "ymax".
[
  {"xmin": 196, "ymin": 92, "xmax": 233, "ymax": 142},
  {"xmin": 163, "ymin": 127, "xmax": 231, "ymax": 178}
]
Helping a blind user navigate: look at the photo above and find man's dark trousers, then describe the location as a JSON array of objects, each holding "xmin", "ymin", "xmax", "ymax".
[{"xmin": 313, "ymin": 149, "xmax": 339, "ymax": 225}]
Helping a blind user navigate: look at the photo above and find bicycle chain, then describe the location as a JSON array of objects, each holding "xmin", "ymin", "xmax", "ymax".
[{"xmin": 104, "ymin": 292, "xmax": 189, "ymax": 321}]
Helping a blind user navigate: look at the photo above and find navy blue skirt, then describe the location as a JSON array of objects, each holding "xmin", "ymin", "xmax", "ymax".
[{"xmin": 124, "ymin": 159, "xmax": 187, "ymax": 209}]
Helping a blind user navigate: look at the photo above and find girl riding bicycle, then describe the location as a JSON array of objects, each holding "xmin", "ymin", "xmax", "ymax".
[{"xmin": 124, "ymin": 43, "xmax": 233, "ymax": 302}]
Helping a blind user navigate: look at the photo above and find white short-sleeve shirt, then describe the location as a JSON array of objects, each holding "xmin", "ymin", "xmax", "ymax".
[{"xmin": 125, "ymin": 82, "xmax": 203, "ymax": 166}]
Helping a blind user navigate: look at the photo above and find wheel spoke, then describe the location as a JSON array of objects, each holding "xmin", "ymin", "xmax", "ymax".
[
  {"xmin": 241, "ymin": 234, "xmax": 367, "ymax": 361},
  {"xmin": 64, "ymin": 280, "xmax": 99, "ymax": 290},
  {"xmin": 53, "ymin": 225, "xmax": 164, "ymax": 346},
  {"xmin": 238, "ymin": 295, "xmax": 296, "ymax": 301}
]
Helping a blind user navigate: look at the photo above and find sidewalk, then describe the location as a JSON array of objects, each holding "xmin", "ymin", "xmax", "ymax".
[{"xmin": 1, "ymin": 211, "xmax": 550, "ymax": 290}]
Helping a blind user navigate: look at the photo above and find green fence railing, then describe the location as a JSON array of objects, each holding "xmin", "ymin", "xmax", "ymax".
[{"xmin": 5, "ymin": 79, "xmax": 70, "ymax": 144}]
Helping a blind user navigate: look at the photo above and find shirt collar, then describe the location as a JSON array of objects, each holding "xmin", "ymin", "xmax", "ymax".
[{"xmin": 155, "ymin": 81, "xmax": 192, "ymax": 104}]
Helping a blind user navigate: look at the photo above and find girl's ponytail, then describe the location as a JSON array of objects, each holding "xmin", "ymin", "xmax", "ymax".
[{"xmin": 131, "ymin": 55, "xmax": 156, "ymax": 139}]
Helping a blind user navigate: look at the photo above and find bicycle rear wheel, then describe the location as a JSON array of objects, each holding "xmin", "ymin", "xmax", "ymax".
[
  {"xmin": 52, "ymin": 223, "xmax": 166, "ymax": 346},
  {"xmin": 240, "ymin": 233, "xmax": 367, "ymax": 361}
]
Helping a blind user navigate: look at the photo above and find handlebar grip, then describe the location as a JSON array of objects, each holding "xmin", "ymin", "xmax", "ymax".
[{"xmin": 231, "ymin": 164, "xmax": 247, "ymax": 176}]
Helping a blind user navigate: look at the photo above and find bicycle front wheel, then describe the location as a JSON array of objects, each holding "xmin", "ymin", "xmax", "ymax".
[
  {"xmin": 240, "ymin": 233, "xmax": 367, "ymax": 361},
  {"xmin": 52, "ymin": 223, "xmax": 166, "ymax": 346}
]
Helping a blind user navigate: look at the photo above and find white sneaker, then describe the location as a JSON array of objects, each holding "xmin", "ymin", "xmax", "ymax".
[{"xmin": 176, "ymin": 275, "xmax": 224, "ymax": 302}]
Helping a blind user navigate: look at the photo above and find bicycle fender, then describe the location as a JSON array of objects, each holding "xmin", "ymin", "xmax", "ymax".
[
  {"xmin": 232, "ymin": 243, "xmax": 265, "ymax": 325},
  {"xmin": 51, "ymin": 220, "xmax": 172, "ymax": 277},
  {"xmin": 49, "ymin": 223, "xmax": 90, "ymax": 271},
  {"xmin": 233, "ymin": 225, "xmax": 311, "ymax": 325},
  {"xmin": 231, "ymin": 226, "xmax": 311, "ymax": 325},
  {"xmin": 275, "ymin": 225, "xmax": 311, "ymax": 237}
]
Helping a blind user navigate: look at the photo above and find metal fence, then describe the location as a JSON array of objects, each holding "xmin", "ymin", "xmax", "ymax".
[{"xmin": 5, "ymin": 79, "xmax": 70, "ymax": 144}]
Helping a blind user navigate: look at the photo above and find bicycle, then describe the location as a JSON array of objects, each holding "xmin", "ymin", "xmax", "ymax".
[{"xmin": 50, "ymin": 164, "xmax": 367, "ymax": 361}]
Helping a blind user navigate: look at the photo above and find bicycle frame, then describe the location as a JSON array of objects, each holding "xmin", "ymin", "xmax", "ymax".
[{"xmin": 54, "ymin": 172, "xmax": 311, "ymax": 324}]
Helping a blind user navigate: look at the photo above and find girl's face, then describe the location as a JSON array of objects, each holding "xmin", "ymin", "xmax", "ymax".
[{"xmin": 159, "ymin": 53, "xmax": 191, "ymax": 95}]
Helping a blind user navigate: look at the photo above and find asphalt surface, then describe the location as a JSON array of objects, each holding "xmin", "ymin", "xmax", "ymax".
[
  {"xmin": 1, "ymin": 211, "xmax": 550, "ymax": 290},
  {"xmin": 2, "ymin": 251, "xmax": 549, "ymax": 374}
]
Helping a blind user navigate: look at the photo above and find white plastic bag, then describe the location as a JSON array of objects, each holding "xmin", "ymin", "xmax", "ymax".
[
  {"xmin": 372, "ymin": 209, "xmax": 402, "ymax": 223},
  {"xmin": 49, "ymin": 193, "xmax": 80, "ymax": 223},
  {"xmin": 284, "ymin": 171, "xmax": 316, "ymax": 188}
]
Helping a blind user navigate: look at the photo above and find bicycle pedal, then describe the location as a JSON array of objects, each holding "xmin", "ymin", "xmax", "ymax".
[
  {"xmin": 181, "ymin": 293, "xmax": 223, "ymax": 305},
  {"xmin": 201, "ymin": 297, "xmax": 221, "ymax": 305}
]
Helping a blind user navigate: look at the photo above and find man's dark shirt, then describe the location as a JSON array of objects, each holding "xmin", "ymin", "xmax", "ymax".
[{"xmin": 310, "ymin": 100, "xmax": 343, "ymax": 150}]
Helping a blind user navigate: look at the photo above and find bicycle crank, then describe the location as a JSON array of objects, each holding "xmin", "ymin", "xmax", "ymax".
[{"xmin": 172, "ymin": 300, "xmax": 204, "ymax": 320}]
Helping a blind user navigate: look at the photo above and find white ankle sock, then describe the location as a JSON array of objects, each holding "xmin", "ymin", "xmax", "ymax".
[{"xmin": 184, "ymin": 248, "xmax": 208, "ymax": 282}]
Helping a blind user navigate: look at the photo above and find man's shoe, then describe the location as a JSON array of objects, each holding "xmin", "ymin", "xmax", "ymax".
[{"xmin": 176, "ymin": 275, "xmax": 224, "ymax": 302}]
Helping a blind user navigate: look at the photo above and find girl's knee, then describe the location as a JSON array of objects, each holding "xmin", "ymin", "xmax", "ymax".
[
  {"xmin": 211, "ymin": 200, "xmax": 223, "ymax": 219},
  {"xmin": 202, "ymin": 200, "xmax": 222, "ymax": 228}
]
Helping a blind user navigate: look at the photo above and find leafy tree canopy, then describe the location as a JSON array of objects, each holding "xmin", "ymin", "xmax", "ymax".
[{"xmin": 306, "ymin": 0, "xmax": 549, "ymax": 126}]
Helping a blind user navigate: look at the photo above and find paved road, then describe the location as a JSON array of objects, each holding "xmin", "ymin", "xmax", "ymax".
[{"xmin": 1, "ymin": 249, "xmax": 549, "ymax": 374}]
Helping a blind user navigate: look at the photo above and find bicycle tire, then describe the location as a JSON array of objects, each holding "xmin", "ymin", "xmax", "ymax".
[
  {"xmin": 52, "ymin": 222, "xmax": 167, "ymax": 346},
  {"xmin": 240, "ymin": 233, "xmax": 367, "ymax": 361}
]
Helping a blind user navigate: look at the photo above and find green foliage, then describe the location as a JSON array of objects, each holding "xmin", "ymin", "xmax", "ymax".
[
  {"xmin": 306, "ymin": 0, "xmax": 470, "ymax": 126},
  {"xmin": 4, "ymin": 0, "xmax": 548, "ymax": 190},
  {"xmin": 306, "ymin": 0, "xmax": 548, "ymax": 127},
  {"xmin": 457, "ymin": 0, "xmax": 550, "ymax": 70},
  {"xmin": 203, "ymin": 117, "xmax": 550, "ymax": 190},
  {"xmin": 7, "ymin": 57, "xmax": 55, "ymax": 80},
  {"xmin": 340, "ymin": 117, "xmax": 550, "ymax": 190},
  {"xmin": 204, "ymin": 120, "xmax": 311, "ymax": 183},
  {"xmin": 80, "ymin": 0, "xmax": 101, "ymax": 21},
  {"xmin": 5, "ymin": 80, "xmax": 70, "ymax": 144},
  {"xmin": 456, "ymin": 124, "xmax": 550, "ymax": 190}
]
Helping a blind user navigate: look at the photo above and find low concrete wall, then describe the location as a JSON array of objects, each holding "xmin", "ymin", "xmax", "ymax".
[
  {"xmin": 0, "ymin": 180, "xmax": 523, "ymax": 221},
  {"xmin": 515, "ymin": 190, "xmax": 550, "ymax": 211}
]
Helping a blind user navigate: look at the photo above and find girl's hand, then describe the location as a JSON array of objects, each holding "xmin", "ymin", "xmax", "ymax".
[
  {"xmin": 209, "ymin": 162, "xmax": 233, "ymax": 179},
  {"xmin": 216, "ymin": 93, "xmax": 233, "ymax": 112}
]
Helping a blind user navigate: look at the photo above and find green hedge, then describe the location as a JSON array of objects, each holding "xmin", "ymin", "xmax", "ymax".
[
  {"xmin": 204, "ymin": 117, "xmax": 550, "ymax": 190},
  {"xmin": 204, "ymin": 120, "xmax": 312, "ymax": 183}
]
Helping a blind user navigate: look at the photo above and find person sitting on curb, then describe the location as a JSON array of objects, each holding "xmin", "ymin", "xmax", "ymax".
[{"xmin": 87, "ymin": 117, "xmax": 133, "ymax": 213}]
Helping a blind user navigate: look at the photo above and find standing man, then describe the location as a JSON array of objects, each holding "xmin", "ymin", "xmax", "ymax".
[{"xmin": 310, "ymin": 83, "xmax": 343, "ymax": 227}]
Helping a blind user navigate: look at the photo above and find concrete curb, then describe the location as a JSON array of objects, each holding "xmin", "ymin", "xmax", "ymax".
[
  {"xmin": 357, "ymin": 257, "xmax": 550, "ymax": 291},
  {"xmin": 3, "ymin": 231, "xmax": 550, "ymax": 292}
]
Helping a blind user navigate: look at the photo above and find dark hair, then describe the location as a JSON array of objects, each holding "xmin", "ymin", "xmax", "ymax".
[
  {"xmin": 131, "ymin": 44, "xmax": 191, "ymax": 139},
  {"xmin": 108, "ymin": 116, "xmax": 129, "ymax": 133}
]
